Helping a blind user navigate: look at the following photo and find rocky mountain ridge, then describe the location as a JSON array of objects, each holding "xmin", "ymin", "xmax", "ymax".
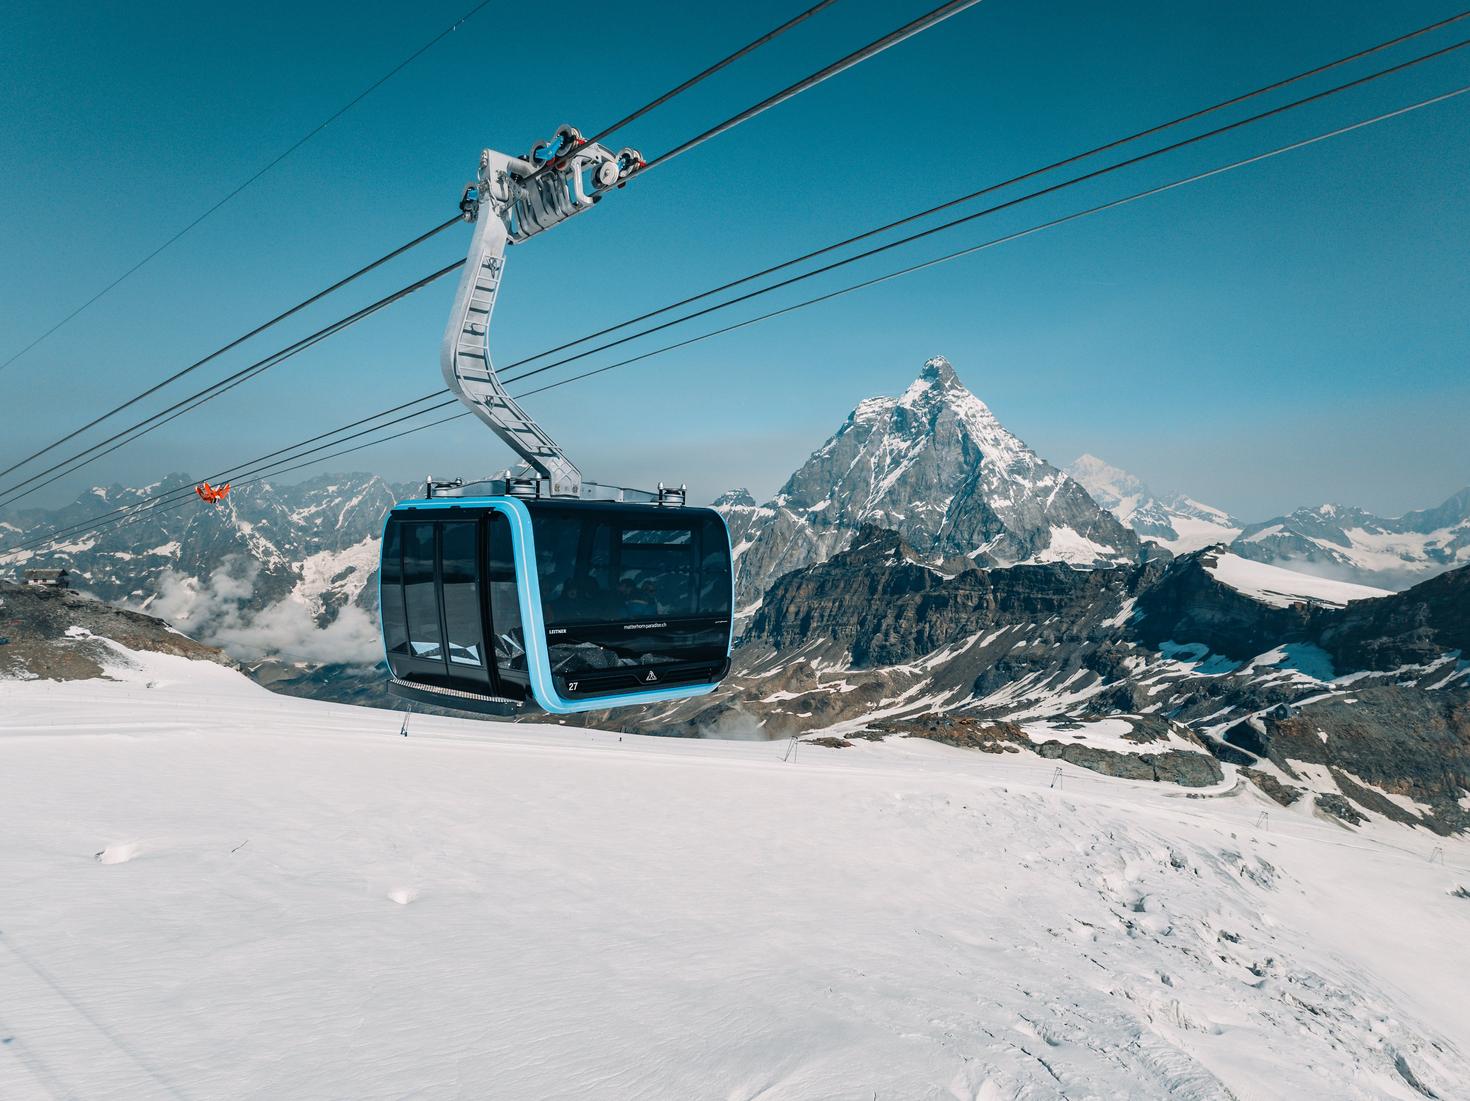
[
  {"xmin": 633, "ymin": 533, "xmax": 1470, "ymax": 833},
  {"xmin": 0, "ymin": 581, "xmax": 235, "ymax": 681}
]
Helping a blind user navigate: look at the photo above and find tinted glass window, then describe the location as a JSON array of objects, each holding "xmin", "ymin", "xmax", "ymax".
[
  {"xmin": 532, "ymin": 507, "xmax": 731, "ymax": 628},
  {"xmin": 440, "ymin": 521, "xmax": 483, "ymax": 669},
  {"xmin": 528, "ymin": 505, "xmax": 733, "ymax": 679},
  {"xmin": 380, "ymin": 523, "xmax": 409, "ymax": 656},
  {"xmin": 487, "ymin": 513, "xmax": 526, "ymax": 674},
  {"xmin": 402, "ymin": 522, "xmax": 443, "ymax": 662}
]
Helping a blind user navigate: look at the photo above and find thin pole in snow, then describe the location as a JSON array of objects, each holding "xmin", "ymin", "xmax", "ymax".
[
  {"xmin": 1050, "ymin": 767, "xmax": 1063, "ymax": 789},
  {"xmin": 399, "ymin": 706, "xmax": 412, "ymax": 738}
]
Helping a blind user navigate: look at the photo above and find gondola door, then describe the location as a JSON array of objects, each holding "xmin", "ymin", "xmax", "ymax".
[
  {"xmin": 437, "ymin": 519, "xmax": 492, "ymax": 695},
  {"xmin": 383, "ymin": 515, "xmax": 495, "ymax": 698}
]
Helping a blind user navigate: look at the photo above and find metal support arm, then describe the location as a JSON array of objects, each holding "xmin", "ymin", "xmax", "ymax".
[{"xmin": 441, "ymin": 129, "xmax": 642, "ymax": 498}]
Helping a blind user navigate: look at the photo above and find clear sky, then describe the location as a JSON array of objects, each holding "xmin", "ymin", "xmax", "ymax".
[{"xmin": 2, "ymin": 0, "xmax": 1467, "ymax": 520}]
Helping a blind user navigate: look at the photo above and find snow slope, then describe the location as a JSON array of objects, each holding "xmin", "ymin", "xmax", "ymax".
[
  {"xmin": 1206, "ymin": 551, "xmax": 1393, "ymax": 608},
  {"xmin": 3, "ymin": 648, "xmax": 1469, "ymax": 1099}
]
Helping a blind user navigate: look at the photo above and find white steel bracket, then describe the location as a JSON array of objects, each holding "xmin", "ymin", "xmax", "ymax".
[{"xmin": 441, "ymin": 127, "xmax": 642, "ymax": 498}]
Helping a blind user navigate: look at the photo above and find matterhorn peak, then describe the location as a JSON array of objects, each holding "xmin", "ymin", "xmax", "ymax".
[
  {"xmin": 724, "ymin": 355, "xmax": 1141, "ymax": 606},
  {"xmin": 920, "ymin": 355, "xmax": 959, "ymax": 385}
]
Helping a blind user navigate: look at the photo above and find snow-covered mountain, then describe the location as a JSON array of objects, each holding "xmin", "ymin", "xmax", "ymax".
[
  {"xmin": 1232, "ymin": 491, "xmax": 1470, "ymax": 590},
  {"xmin": 5, "ymin": 628, "xmax": 1470, "ymax": 1098},
  {"xmin": 1066, "ymin": 453, "xmax": 1243, "ymax": 555},
  {"xmin": 721, "ymin": 356, "xmax": 1140, "ymax": 610},
  {"xmin": 1066, "ymin": 454, "xmax": 1470, "ymax": 590},
  {"xmin": 1, "ymin": 473, "xmax": 407, "ymax": 664}
]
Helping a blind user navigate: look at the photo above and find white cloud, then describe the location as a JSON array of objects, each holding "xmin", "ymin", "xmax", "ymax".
[{"xmin": 146, "ymin": 556, "xmax": 380, "ymax": 666}]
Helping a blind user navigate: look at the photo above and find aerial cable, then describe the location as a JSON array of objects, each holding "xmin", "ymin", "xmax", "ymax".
[
  {"xmin": 525, "ymin": 0, "xmax": 844, "ymax": 182},
  {"xmin": 0, "ymin": 261, "xmax": 463, "ymax": 509},
  {"xmin": 0, "ymin": 217, "xmax": 461, "ymax": 484},
  {"xmin": 1, "ymin": 405, "xmax": 471, "ymax": 560},
  {"xmin": 10, "ymin": 29, "xmax": 1467, "ymax": 550},
  {"xmin": 496, "ymin": 33, "xmax": 1470, "ymax": 389},
  {"xmin": 0, "ymin": 1, "xmax": 855, "ymax": 483},
  {"xmin": 128, "ymin": 5, "xmax": 1461, "ymax": 452},
  {"xmin": 638, "ymin": 0, "xmax": 987, "ymax": 174},
  {"xmin": 508, "ymin": 82, "xmax": 1470, "ymax": 401},
  {"xmin": 503, "ymin": 8, "xmax": 1470, "ymax": 370},
  {"xmin": 14, "ymin": 69, "xmax": 1461, "ymax": 563},
  {"xmin": 0, "ymin": 1, "xmax": 494, "ymax": 377},
  {"xmin": 13, "ymin": 57, "xmax": 1465, "ymax": 548},
  {"xmin": 0, "ymin": 392, "xmax": 456, "ymax": 554}
]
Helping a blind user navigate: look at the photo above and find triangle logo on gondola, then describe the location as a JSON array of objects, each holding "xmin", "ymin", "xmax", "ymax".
[{"xmin": 643, "ymin": 670, "xmax": 658, "ymax": 683}]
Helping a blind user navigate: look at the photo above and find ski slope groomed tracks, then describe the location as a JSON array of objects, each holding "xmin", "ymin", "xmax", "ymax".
[{"xmin": 3, "ymin": 644, "xmax": 1469, "ymax": 1100}]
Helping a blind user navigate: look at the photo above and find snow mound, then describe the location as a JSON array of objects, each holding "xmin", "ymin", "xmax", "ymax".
[{"xmin": 1206, "ymin": 552, "xmax": 1392, "ymax": 608}]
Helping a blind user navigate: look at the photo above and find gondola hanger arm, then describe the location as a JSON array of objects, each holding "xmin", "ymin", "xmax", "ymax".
[{"xmin": 441, "ymin": 127, "xmax": 643, "ymax": 498}]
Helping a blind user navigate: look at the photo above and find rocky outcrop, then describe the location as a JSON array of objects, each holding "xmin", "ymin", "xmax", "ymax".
[
  {"xmin": 1221, "ymin": 687, "xmax": 1470, "ymax": 835},
  {"xmin": 1033, "ymin": 742, "xmax": 1223, "ymax": 787},
  {"xmin": 0, "ymin": 582, "xmax": 235, "ymax": 681},
  {"xmin": 749, "ymin": 525, "xmax": 1145, "ymax": 667}
]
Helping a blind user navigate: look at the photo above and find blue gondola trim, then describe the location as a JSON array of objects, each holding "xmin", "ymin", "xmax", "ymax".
[{"xmin": 390, "ymin": 497, "xmax": 726, "ymax": 715}]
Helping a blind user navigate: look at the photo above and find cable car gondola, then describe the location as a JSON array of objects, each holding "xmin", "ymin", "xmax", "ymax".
[{"xmin": 380, "ymin": 128, "xmax": 734, "ymax": 714}]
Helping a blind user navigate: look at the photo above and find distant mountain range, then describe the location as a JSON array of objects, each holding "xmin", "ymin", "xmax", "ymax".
[
  {"xmin": 1, "ymin": 475, "xmax": 409, "ymax": 664},
  {"xmin": 1066, "ymin": 455, "xmax": 1470, "ymax": 590}
]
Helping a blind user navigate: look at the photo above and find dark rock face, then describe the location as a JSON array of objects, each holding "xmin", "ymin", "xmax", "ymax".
[
  {"xmin": 1134, "ymin": 551, "xmax": 1307, "ymax": 660},
  {"xmin": 749, "ymin": 525, "xmax": 1144, "ymax": 667},
  {"xmin": 882, "ymin": 715, "xmax": 1030, "ymax": 752},
  {"xmin": 1227, "ymin": 687, "xmax": 1470, "ymax": 835},
  {"xmin": 1032, "ymin": 742, "xmax": 1223, "ymax": 787},
  {"xmin": 1313, "ymin": 565, "xmax": 1470, "ymax": 671},
  {"xmin": 0, "ymin": 582, "xmax": 235, "ymax": 680}
]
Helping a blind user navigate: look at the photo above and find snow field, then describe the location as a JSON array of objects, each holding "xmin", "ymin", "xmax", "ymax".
[
  {"xmin": 3, "ymin": 649, "xmax": 1469, "ymax": 1099},
  {"xmin": 1205, "ymin": 553, "xmax": 1392, "ymax": 608}
]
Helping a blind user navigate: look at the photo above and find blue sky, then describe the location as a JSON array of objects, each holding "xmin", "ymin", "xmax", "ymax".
[{"xmin": 2, "ymin": 0, "xmax": 1467, "ymax": 520}]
